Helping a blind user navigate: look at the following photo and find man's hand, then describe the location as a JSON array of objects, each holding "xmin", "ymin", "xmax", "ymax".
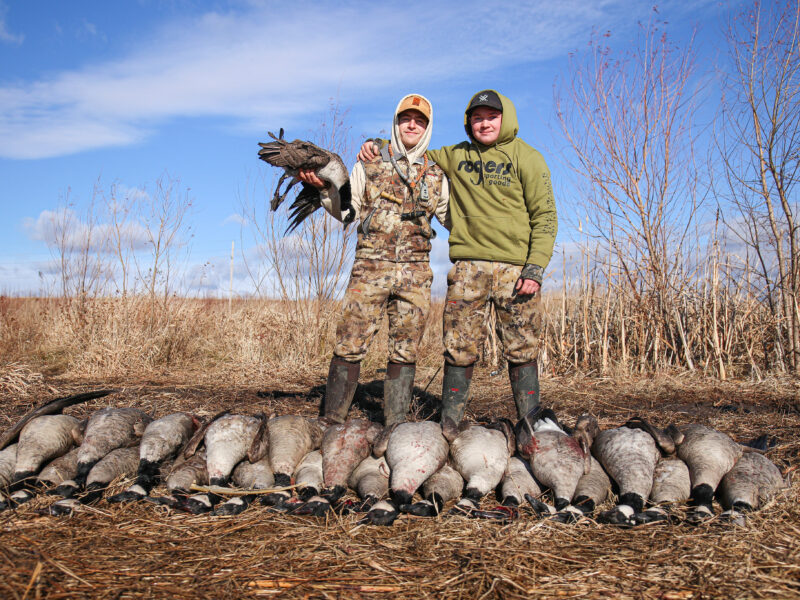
[
  {"xmin": 357, "ymin": 140, "xmax": 380, "ymax": 163},
  {"xmin": 514, "ymin": 264, "xmax": 543, "ymax": 296},
  {"xmin": 514, "ymin": 278, "xmax": 540, "ymax": 296},
  {"xmin": 298, "ymin": 168, "xmax": 325, "ymax": 189}
]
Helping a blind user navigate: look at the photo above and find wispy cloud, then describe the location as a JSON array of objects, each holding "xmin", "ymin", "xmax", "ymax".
[
  {"xmin": 0, "ymin": 2, "xmax": 23, "ymax": 45},
  {"xmin": 0, "ymin": 0, "xmax": 677, "ymax": 160}
]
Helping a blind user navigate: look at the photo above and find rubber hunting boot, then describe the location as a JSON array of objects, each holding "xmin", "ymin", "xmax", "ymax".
[
  {"xmin": 383, "ymin": 362, "xmax": 416, "ymax": 426},
  {"xmin": 440, "ymin": 363, "xmax": 474, "ymax": 426},
  {"xmin": 509, "ymin": 360, "xmax": 540, "ymax": 419},
  {"xmin": 324, "ymin": 356, "xmax": 360, "ymax": 423}
]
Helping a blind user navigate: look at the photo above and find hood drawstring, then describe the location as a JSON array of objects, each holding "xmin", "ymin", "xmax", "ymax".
[{"xmin": 469, "ymin": 144, "xmax": 515, "ymax": 186}]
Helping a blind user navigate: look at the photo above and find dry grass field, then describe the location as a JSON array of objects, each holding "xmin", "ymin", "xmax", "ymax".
[{"xmin": 0, "ymin": 361, "xmax": 798, "ymax": 600}]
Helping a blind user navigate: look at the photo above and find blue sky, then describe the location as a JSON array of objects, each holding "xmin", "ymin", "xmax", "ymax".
[{"xmin": 0, "ymin": 0, "xmax": 737, "ymax": 296}]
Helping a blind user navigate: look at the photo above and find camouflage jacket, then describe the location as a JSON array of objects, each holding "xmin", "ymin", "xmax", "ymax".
[{"xmin": 354, "ymin": 148, "xmax": 447, "ymax": 262}]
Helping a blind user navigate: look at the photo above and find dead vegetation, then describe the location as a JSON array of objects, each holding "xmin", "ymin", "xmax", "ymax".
[{"xmin": 0, "ymin": 367, "xmax": 798, "ymax": 600}]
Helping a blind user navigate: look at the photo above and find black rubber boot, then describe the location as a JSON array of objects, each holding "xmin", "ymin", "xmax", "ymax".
[
  {"xmin": 383, "ymin": 362, "xmax": 416, "ymax": 426},
  {"xmin": 440, "ymin": 363, "xmax": 474, "ymax": 426},
  {"xmin": 323, "ymin": 356, "xmax": 360, "ymax": 423},
  {"xmin": 509, "ymin": 360, "xmax": 540, "ymax": 420}
]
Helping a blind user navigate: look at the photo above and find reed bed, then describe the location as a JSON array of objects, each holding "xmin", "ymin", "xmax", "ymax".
[{"xmin": 0, "ymin": 368, "xmax": 798, "ymax": 599}]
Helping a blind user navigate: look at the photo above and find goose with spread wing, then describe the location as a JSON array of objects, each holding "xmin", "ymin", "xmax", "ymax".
[{"xmin": 257, "ymin": 129, "xmax": 354, "ymax": 233}]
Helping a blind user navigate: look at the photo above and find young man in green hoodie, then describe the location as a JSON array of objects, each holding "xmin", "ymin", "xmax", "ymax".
[{"xmin": 359, "ymin": 90, "xmax": 557, "ymax": 424}]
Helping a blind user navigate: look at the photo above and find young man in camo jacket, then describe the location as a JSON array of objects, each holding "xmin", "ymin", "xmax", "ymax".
[
  {"xmin": 300, "ymin": 93, "xmax": 449, "ymax": 426},
  {"xmin": 359, "ymin": 89, "xmax": 557, "ymax": 424}
]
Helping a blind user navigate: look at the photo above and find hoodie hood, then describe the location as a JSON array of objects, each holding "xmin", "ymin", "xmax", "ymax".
[
  {"xmin": 391, "ymin": 93, "xmax": 433, "ymax": 165},
  {"xmin": 463, "ymin": 90, "xmax": 519, "ymax": 148}
]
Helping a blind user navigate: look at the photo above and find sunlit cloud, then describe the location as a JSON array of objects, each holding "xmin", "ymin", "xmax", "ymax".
[{"xmin": 0, "ymin": 0, "xmax": 687, "ymax": 160}]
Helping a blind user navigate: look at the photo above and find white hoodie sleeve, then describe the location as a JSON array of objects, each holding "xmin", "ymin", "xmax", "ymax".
[
  {"xmin": 433, "ymin": 176, "xmax": 451, "ymax": 231},
  {"xmin": 319, "ymin": 162, "xmax": 365, "ymax": 223}
]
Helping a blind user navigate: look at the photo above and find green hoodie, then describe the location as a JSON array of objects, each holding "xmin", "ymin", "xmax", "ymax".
[{"xmin": 427, "ymin": 91, "xmax": 557, "ymax": 270}]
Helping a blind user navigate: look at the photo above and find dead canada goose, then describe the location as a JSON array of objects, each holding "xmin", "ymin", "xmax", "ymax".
[
  {"xmin": 401, "ymin": 462, "xmax": 463, "ymax": 517},
  {"xmin": 75, "ymin": 407, "xmax": 152, "ymax": 488},
  {"xmin": 718, "ymin": 451, "xmax": 786, "ymax": 514},
  {"xmin": 213, "ymin": 454, "xmax": 276, "ymax": 516},
  {"xmin": 515, "ymin": 410, "xmax": 598, "ymax": 512},
  {"xmin": 13, "ymin": 415, "xmax": 83, "ymax": 486},
  {"xmin": 288, "ymin": 450, "xmax": 333, "ymax": 516},
  {"xmin": 592, "ymin": 422, "xmax": 662, "ymax": 526},
  {"xmin": 204, "ymin": 413, "xmax": 266, "ymax": 488},
  {"xmin": 261, "ymin": 415, "xmax": 326, "ymax": 508},
  {"xmin": 449, "ymin": 421, "xmax": 514, "ymax": 515},
  {"xmin": 320, "ymin": 419, "xmax": 383, "ymax": 502},
  {"xmin": 0, "ymin": 443, "xmax": 17, "ymax": 489},
  {"xmin": 346, "ymin": 455, "xmax": 390, "ymax": 512},
  {"xmin": 47, "ymin": 446, "xmax": 140, "ymax": 514},
  {"xmin": 109, "ymin": 412, "xmax": 199, "ymax": 503},
  {"xmin": 0, "ymin": 389, "xmax": 114, "ymax": 451},
  {"xmin": 666, "ymin": 423, "xmax": 743, "ymax": 521},
  {"xmin": 571, "ymin": 455, "xmax": 612, "ymax": 516},
  {"xmin": 257, "ymin": 129, "xmax": 354, "ymax": 234},
  {"xmin": 629, "ymin": 457, "xmax": 692, "ymax": 525},
  {"xmin": 366, "ymin": 420, "xmax": 454, "ymax": 525}
]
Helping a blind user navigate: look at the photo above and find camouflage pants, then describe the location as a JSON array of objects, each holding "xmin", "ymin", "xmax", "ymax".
[
  {"xmin": 444, "ymin": 260, "xmax": 542, "ymax": 367},
  {"xmin": 334, "ymin": 258, "xmax": 432, "ymax": 364}
]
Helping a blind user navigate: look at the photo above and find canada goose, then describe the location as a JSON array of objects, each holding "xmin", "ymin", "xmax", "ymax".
[
  {"xmin": 666, "ymin": 423, "xmax": 743, "ymax": 521},
  {"xmin": 0, "ymin": 443, "xmax": 16, "ymax": 489},
  {"xmin": 46, "ymin": 446, "xmax": 140, "ymax": 515},
  {"xmin": 109, "ymin": 412, "xmax": 199, "ymax": 503},
  {"xmin": 258, "ymin": 415, "xmax": 325, "ymax": 508},
  {"xmin": 347, "ymin": 455, "xmax": 390, "ymax": 512},
  {"xmin": 516, "ymin": 410, "xmax": 598, "ymax": 512},
  {"xmin": 38, "ymin": 448, "xmax": 80, "ymax": 492},
  {"xmin": 75, "ymin": 407, "xmax": 152, "ymax": 488},
  {"xmin": 365, "ymin": 420, "xmax": 453, "ymax": 525},
  {"xmin": 145, "ymin": 450, "xmax": 210, "ymax": 510},
  {"xmin": 571, "ymin": 455, "xmax": 612, "ymax": 516},
  {"xmin": 213, "ymin": 454, "xmax": 276, "ymax": 516},
  {"xmin": 374, "ymin": 420, "xmax": 452, "ymax": 506},
  {"xmin": 592, "ymin": 422, "xmax": 662, "ymax": 526},
  {"xmin": 291, "ymin": 450, "xmax": 323, "ymax": 499},
  {"xmin": 204, "ymin": 414, "xmax": 265, "ymax": 487},
  {"xmin": 320, "ymin": 419, "xmax": 383, "ymax": 502},
  {"xmin": 0, "ymin": 389, "xmax": 114, "ymax": 451},
  {"xmin": 630, "ymin": 456, "xmax": 692, "ymax": 525},
  {"xmin": 257, "ymin": 130, "xmax": 354, "ymax": 234},
  {"xmin": 500, "ymin": 456, "xmax": 541, "ymax": 507},
  {"xmin": 12, "ymin": 415, "xmax": 83, "ymax": 486},
  {"xmin": 718, "ymin": 451, "xmax": 786, "ymax": 514},
  {"xmin": 449, "ymin": 421, "xmax": 514, "ymax": 514},
  {"xmin": 401, "ymin": 463, "xmax": 463, "ymax": 517}
]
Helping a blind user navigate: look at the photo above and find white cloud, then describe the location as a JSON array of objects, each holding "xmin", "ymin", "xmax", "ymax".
[
  {"xmin": 23, "ymin": 208, "xmax": 151, "ymax": 252},
  {"xmin": 0, "ymin": 2, "xmax": 23, "ymax": 45},
  {"xmin": 0, "ymin": 0, "xmax": 679, "ymax": 160},
  {"xmin": 222, "ymin": 213, "xmax": 247, "ymax": 226}
]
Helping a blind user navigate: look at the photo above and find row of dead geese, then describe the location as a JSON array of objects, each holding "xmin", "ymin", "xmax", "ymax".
[{"xmin": 0, "ymin": 391, "xmax": 788, "ymax": 527}]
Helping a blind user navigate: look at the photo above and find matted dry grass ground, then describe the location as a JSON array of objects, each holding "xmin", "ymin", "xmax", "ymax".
[{"xmin": 1, "ymin": 367, "xmax": 798, "ymax": 599}]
